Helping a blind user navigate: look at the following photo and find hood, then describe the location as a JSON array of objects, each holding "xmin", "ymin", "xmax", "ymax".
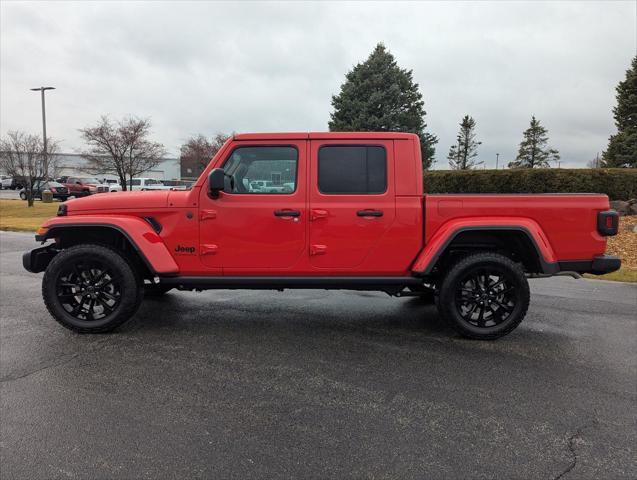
[{"xmin": 65, "ymin": 190, "xmax": 170, "ymax": 213}]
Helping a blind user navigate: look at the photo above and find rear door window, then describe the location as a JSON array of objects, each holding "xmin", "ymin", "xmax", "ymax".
[{"xmin": 317, "ymin": 146, "xmax": 386, "ymax": 194}]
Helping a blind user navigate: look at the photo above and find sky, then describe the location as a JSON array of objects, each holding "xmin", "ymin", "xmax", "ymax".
[{"xmin": 1, "ymin": 1, "xmax": 635, "ymax": 169}]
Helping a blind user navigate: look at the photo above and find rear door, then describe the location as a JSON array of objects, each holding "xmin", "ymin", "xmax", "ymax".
[{"xmin": 308, "ymin": 140, "xmax": 396, "ymax": 270}]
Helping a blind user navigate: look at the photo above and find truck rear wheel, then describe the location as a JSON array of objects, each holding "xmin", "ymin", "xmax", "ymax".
[
  {"xmin": 437, "ymin": 252, "xmax": 530, "ymax": 340},
  {"xmin": 42, "ymin": 244, "xmax": 143, "ymax": 333}
]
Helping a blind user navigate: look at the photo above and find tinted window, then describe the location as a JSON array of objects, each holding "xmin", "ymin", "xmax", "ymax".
[
  {"xmin": 318, "ymin": 146, "xmax": 386, "ymax": 194},
  {"xmin": 130, "ymin": 179, "xmax": 141, "ymax": 186},
  {"xmin": 222, "ymin": 146, "xmax": 298, "ymax": 194}
]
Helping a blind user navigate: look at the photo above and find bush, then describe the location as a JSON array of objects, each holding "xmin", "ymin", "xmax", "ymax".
[{"xmin": 424, "ymin": 168, "xmax": 637, "ymax": 200}]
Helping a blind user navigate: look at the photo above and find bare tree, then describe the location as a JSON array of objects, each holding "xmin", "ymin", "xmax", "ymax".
[
  {"xmin": 179, "ymin": 133, "xmax": 230, "ymax": 179},
  {"xmin": 0, "ymin": 131, "xmax": 58, "ymax": 207},
  {"xmin": 79, "ymin": 116, "xmax": 166, "ymax": 190},
  {"xmin": 586, "ymin": 153, "xmax": 602, "ymax": 169}
]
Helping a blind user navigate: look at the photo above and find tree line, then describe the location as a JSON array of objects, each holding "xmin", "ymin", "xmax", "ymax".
[
  {"xmin": 2, "ymin": 44, "xmax": 634, "ymax": 207},
  {"xmin": 328, "ymin": 43, "xmax": 635, "ymax": 170}
]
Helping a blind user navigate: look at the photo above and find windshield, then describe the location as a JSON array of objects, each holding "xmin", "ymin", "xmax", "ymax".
[{"xmin": 80, "ymin": 178, "xmax": 100, "ymax": 184}]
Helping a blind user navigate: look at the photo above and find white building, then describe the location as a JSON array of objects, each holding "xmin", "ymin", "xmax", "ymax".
[{"xmin": 52, "ymin": 153, "xmax": 181, "ymax": 181}]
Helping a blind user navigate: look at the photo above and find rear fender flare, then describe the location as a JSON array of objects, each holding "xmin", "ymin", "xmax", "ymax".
[
  {"xmin": 39, "ymin": 215, "xmax": 179, "ymax": 275},
  {"xmin": 411, "ymin": 218, "xmax": 557, "ymax": 275}
]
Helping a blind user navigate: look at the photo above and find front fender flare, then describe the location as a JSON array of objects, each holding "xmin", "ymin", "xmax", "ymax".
[
  {"xmin": 411, "ymin": 217, "xmax": 558, "ymax": 275},
  {"xmin": 37, "ymin": 215, "xmax": 179, "ymax": 275}
]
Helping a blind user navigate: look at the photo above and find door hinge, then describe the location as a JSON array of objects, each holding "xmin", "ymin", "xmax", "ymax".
[
  {"xmin": 200, "ymin": 210, "xmax": 217, "ymax": 221},
  {"xmin": 310, "ymin": 244, "xmax": 327, "ymax": 256},
  {"xmin": 201, "ymin": 244, "xmax": 218, "ymax": 255},
  {"xmin": 310, "ymin": 209, "xmax": 328, "ymax": 221}
]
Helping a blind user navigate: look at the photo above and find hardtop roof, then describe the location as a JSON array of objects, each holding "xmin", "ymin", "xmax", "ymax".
[{"xmin": 233, "ymin": 132, "xmax": 418, "ymax": 141}]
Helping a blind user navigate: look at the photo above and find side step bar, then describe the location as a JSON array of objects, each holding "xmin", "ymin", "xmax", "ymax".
[{"xmin": 160, "ymin": 276, "xmax": 423, "ymax": 293}]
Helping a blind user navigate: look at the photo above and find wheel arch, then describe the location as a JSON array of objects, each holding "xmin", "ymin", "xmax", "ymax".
[
  {"xmin": 34, "ymin": 217, "xmax": 179, "ymax": 276},
  {"xmin": 412, "ymin": 220, "xmax": 558, "ymax": 276}
]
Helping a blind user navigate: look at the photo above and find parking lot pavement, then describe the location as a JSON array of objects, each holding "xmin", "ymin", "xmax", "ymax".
[
  {"xmin": 1, "ymin": 231, "xmax": 636, "ymax": 479},
  {"xmin": 0, "ymin": 189, "xmax": 20, "ymax": 200}
]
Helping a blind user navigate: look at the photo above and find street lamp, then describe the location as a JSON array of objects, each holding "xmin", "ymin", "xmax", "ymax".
[
  {"xmin": 496, "ymin": 153, "xmax": 500, "ymax": 170},
  {"xmin": 30, "ymin": 86, "xmax": 55, "ymax": 162}
]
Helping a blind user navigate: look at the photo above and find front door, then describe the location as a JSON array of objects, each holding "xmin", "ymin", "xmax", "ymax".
[
  {"xmin": 308, "ymin": 140, "xmax": 396, "ymax": 270},
  {"xmin": 199, "ymin": 142, "xmax": 306, "ymax": 272}
]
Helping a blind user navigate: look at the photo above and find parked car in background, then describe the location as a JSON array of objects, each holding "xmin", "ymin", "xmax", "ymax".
[
  {"xmin": 103, "ymin": 179, "xmax": 123, "ymax": 192},
  {"xmin": 162, "ymin": 179, "xmax": 193, "ymax": 190},
  {"xmin": 19, "ymin": 180, "xmax": 69, "ymax": 201},
  {"xmin": 56, "ymin": 176, "xmax": 109, "ymax": 197},
  {"xmin": 0, "ymin": 175, "xmax": 13, "ymax": 189},
  {"xmin": 130, "ymin": 178, "xmax": 172, "ymax": 191}
]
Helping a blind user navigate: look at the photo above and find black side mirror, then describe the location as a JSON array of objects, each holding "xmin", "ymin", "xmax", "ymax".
[{"xmin": 208, "ymin": 168, "xmax": 225, "ymax": 198}]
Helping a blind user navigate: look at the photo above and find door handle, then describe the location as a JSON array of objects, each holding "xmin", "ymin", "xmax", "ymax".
[
  {"xmin": 274, "ymin": 210, "xmax": 301, "ymax": 217},
  {"xmin": 356, "ymin": 210, "xmax": 383, "ymax": 217}
]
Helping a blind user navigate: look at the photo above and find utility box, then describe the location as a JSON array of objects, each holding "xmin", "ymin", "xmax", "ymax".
[{"xmin": 42, "ymin": 189, "xmax": 53, "ymax": 203}]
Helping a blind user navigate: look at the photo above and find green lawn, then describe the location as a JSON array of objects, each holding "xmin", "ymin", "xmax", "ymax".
[{"xmin": 0, "ymin": 199, "xmax": 59, "ymax": 232}]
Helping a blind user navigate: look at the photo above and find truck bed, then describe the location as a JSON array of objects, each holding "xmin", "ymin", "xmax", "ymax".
[{"xmin": 423, "ymin": 194, "xmax": 610, "ymax": 261}]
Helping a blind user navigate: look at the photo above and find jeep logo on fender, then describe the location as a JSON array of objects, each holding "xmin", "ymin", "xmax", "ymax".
[{"xmin": 174, "ymin": 245, "xmax": 195, "ymax": 254}]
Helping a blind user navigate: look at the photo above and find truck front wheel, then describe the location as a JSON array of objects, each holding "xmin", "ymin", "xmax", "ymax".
[
  {"xmin": 437, "ymin": 252, "xmax": 530, "ymax": 340},
  {"xmin": 42, "ymin": 244, "xmax": 143, "ymax": 333}
]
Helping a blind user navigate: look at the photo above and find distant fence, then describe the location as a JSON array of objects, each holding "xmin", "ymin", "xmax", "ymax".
[{"xmin": 424, "ymin": 168, "xmax": 637, "ymax": 201}]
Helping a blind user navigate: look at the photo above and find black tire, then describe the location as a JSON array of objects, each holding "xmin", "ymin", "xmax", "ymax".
[
  {"xmin": 143, "ymin": 284, "xmax": 173, "ymax": 297},
  {"xmin": 42, "ymin": 244, "xmax": 143, "ymax": 333},
  {"xmin": 19, "ymin": 191, "xmax": 27, "ymax": 200},
  {"xmin": 437, "ymin": 252, "xmax": 530, "ymax": 340}
]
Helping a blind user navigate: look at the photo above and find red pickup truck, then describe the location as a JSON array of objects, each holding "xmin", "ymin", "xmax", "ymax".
[{"xmin": 24, "ymin": 132, "xmax": 620, "ymax": 339}]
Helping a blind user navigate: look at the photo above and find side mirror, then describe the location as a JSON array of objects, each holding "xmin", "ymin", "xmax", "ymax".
[{"xmin": 208, "ymin": 168, "xmax": 225, "ymax": 198}]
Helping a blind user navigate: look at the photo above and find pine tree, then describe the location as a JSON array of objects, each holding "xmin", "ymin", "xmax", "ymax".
[
  {"xmin": 602, "ymin": 56, "xmax": 637, "ymax": 168},
  {"xmin": 508, "ymin": 116, "xmax": 559, "ymax": 168},
  {"xmin": 447, "ymin": 115, "xmax": 482, "ymax": 169},
  {"xmin": 329, "ymin": 43, "xmax": 438, "ymax": 169}
]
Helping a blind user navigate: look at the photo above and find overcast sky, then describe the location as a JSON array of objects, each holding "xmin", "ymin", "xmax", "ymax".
[{"xmin": 1, "ymin": 1, "xmax": 635, "ymax": 168}]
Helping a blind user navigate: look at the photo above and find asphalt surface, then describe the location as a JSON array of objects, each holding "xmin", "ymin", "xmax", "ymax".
[{"xmin": 1, "ymin": 231, "xmax": 636, "ymax": 479}]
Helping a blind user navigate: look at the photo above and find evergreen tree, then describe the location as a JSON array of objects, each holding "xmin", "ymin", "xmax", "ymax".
[
  {"xmin": 329, "ymin": 43, "xmax": 438, "ymax": 169},
  {"xmin": 509, "ymin": 116, "xmax": 559, "ymax": 168},
  {"xmin": 602, "ymin": 56, "xmax": 637, "ymax": 168},
  {"xmin": 447, "ymin": 115, "xmax": 482, "ymax": 169}
]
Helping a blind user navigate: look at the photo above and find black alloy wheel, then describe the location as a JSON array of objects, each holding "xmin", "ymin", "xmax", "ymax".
[
  {"xmin": 437, "ymin": 252, "xmax": 530, "ymax": 340},
  {"xmin": 42, "ymin": 244, "xmax": 143, "ymax": 333},
  {"xmin": 55, "ymin": 259, "xmax": 121, "ymax": 321}
]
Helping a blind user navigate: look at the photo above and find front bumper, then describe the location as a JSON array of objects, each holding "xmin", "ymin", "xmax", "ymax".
[
  {"xmin": 558, "ymin": 255, "xmax": 622, "ymax": 275},
  {"xmin": 22, "ymin": 245, "xmax": 57, "ymax": 273}
]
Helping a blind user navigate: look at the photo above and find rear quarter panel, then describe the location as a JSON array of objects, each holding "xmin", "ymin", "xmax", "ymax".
[{"xmin": 424, "ymin": 194, "xmax": 610, "ymax": 261}]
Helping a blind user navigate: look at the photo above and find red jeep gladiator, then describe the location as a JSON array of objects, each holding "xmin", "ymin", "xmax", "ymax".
[{"xmin": 23, "ymin": 133, "xmax": 620, "ymax": 339}]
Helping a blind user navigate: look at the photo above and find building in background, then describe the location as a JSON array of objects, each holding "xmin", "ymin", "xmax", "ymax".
[
  {"xmin": 180, "ymin": 156, "xmax": 205, "ymax": 181},
  {"xmin": 52, "ymin": 153, "xmax": 180, "ymax": 181}
]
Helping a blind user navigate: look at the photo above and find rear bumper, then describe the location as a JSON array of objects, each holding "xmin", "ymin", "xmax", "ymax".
[{"xmin": 558, "ymin": 255, "xmax": 622, "ymax": 275}]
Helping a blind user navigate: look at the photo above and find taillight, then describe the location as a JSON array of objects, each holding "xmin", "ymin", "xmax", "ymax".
[{"xmin": 597, "ymin": 210, "xmax": 619, "ymax": 236}]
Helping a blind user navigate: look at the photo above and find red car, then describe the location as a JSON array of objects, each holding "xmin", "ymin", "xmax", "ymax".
[
  {"xmin": 24, "ymin": 132, "xmax": 620, "ymax": 339},
  {"xmin": 57, "ymin": 176, "xmax": 109, "ymax": 197}
]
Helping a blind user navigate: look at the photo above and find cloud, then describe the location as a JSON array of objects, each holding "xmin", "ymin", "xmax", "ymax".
[{"xmin": 1, "ymin": 0, "xmax": 635, "ymax": 168}]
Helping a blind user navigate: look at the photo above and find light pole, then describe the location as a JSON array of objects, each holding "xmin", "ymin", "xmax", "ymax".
[
  {"xmin": 30, "ymin": 86, "xmax": 55, "ymax": 162},
  {"xmin": 496, "ymin": 153, "xmax": 499, "ymax": 170}
]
